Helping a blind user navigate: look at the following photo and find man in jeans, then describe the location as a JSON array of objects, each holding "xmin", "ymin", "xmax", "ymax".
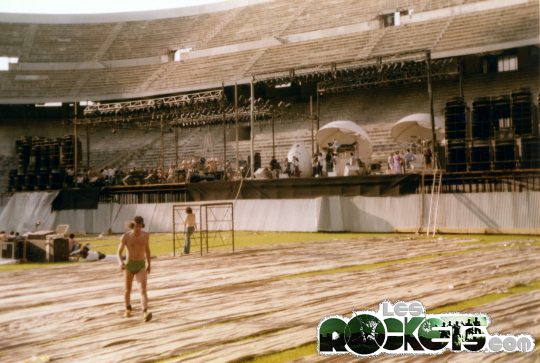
[{"xmin": 184, "ymin": 207, "xmax": 197, "ymax": 254}]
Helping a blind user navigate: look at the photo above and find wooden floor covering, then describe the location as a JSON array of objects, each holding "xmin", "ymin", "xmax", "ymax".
[{"xmin": 0, "ymin": 236, "xmax": 539, "ymax": 363}]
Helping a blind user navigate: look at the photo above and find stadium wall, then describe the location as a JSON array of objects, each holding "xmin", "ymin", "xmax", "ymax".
[{"xmin": 1, "ymin": 192, "xmax": 538, "ymax": 235}]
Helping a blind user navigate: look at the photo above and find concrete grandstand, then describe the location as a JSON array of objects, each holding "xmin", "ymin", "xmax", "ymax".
[
  {"xmin": 0, "ymin": 0, "xmax": 539, "ymax": 228},
  {"xmin": 1, "ymin": 2, "xmax": 540, "ymax": 363}
]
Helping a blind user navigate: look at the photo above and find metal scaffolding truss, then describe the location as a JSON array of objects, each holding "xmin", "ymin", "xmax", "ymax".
[
  {"xmin": 78, "ymin": 104, "xmax": 273, "ymax": 131},
  {"xmin": 318, "ymin": 57, "xmax": 459, "ymax": 94},
  {"xmin": 252, "ymin": 50, "xmax": 425, "ymax": 82},
  {"xmin": 82, "ymin": 89, "xmax": 224, "ymax": 116},
  {"xmin": 252, "ymin": 50, "xmax": 459, "ymax": 94},
  {"xmin": 170, "ymin": 109, "xmax": 272, "ymax": 128},
  {"xmin": 172, "ymin": 202, "xmax": 235, "ymax": 256},
  {"xmin": 78, "ymin": 88, "xmax": 276, "ymax": 130}
]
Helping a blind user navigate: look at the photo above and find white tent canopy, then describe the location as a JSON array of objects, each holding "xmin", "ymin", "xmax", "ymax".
[
  {"xmin": 391, "ymin": 113, "xmax": 445, "ymax": 145},
  {"xmin": 316, "ymin": 120, "xmax": 372, "ymax": 159}
]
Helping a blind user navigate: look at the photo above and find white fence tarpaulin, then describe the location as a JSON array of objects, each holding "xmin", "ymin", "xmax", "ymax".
[{"xmin": 0, "ymin": 192, "xmax": 538, "ymax": 234}]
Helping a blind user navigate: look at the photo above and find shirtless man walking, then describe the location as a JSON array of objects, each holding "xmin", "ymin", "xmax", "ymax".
[{"xmin": 117, "ymin": 216, "xmax": 152, "ymax": 322}]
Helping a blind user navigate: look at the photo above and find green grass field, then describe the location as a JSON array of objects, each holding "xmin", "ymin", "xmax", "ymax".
[
  {"xmin": 91, "ymin": 231, "xmax": 399, "ymax": 255},
  {"xmin": 1, "ymin": 232, "xmax": 537, "ymax": 273}
]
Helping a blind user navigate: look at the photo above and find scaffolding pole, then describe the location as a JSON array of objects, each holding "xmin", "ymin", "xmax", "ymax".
[
  {"xmin": 222, "ymin": 82, "xmax": 227, "ymax": 179},
  {"xmin": 426, "ymin": 50, "xmax": 437, "ymax": 162},
  {"xmin": 73, "ymin": 103, "xmax": 78, "ymax": 173},
  {"xmin": 234, "ymin": 83, "xmax": 239, "ymax": 169},
  {"xmin": 250, "ymin": 79, "xmax": 255, "ymax": 179},
  {"xmin": 309, "ymin": 96, "xmax": 313, "ymax": 156}
]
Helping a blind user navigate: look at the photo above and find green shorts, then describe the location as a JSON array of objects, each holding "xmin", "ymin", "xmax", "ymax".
[{"xmin": 126, "ymin": 259, "xmax": 146, "ymax": 274}]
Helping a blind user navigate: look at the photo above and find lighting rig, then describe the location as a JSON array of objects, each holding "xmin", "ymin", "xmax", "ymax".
[
  {"xmin": 79, "ymin": 89, "xmax": 275, "ymax": 131},
  {"xmin": 252, "ymin": 50, "xmax": 459, "ymax": 95},
  {"xmin": 317, "ymin": 57, "xmax": 459, "ymax": 94}
]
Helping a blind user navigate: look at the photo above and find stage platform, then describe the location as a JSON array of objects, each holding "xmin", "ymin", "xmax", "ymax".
[
  {"xmin": 96, "ymin": 170, "xmax": 540, "ymax": 204},
  {"xmin": 97, "ymin": 174, "xmax": 418, "ymax": 204}
]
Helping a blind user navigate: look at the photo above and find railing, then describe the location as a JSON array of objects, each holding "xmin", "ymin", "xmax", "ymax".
[
  {"xmin": 419, "ymin": 170, "xmax": 540, "ymax": 194},
  {"xmin": 100, "ymin": 183, "xmax": 188, "ymax": 204}
]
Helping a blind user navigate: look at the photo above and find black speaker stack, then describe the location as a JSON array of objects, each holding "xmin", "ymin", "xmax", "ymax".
[
  {"xmin": 8, "ymin": 134, "xmax": 82, "ymax": 192},
  {"xmin": 444, "ymin": 88, "xmax": 539, "ymax": 173},
  {"xmin": 445, "ymin": 97, "xmax": 468, "ymax": 172}
]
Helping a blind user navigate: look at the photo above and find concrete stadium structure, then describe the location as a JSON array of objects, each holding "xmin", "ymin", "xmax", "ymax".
[
  {"xmin": 1, "ymin": 3, "xmax": 540, "ymax": 363},
  {"xmin": 0, "ymin": 0, "xmax": 539, "ymax": 233}
]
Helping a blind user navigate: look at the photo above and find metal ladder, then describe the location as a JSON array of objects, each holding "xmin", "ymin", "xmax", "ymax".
[{"xmin": 426, "ymin": 167, "xmax": 443, "ymax": 236}]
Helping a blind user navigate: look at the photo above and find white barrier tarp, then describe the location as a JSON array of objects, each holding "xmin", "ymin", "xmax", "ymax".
[
  {"xmin": 317, "ymin": 196, "xmax": 344, "ymax": 231},
  {"xmin": 0, "ymin": 192, "xmax": 539, "ymax": 234},
  {"xmin": 55, "ymin": 204, "xmax": 112, "ymax": 235},
  {"xmin": 344, "ymin": 194, "xmax": 421, "ymax": 232},
  {"xmin": 109, "ymin": 203, "xmax": 174, "ymax": 234},
  {"xmin": 431, "ymin": 192, "xmax": 540, "ymax": 231},
  {"xmin": 234, "ymin": 199, "xmax": 319, "ymax": 232},
  {"xmin": 0, "ymin": 192, "xmax": 59, "ymax": 233}
]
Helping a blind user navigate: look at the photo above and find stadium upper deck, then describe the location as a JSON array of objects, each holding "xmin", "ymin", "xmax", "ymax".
[{"xmin": 0, "ymin": 0, "xmax": 538, "ymax": 103}]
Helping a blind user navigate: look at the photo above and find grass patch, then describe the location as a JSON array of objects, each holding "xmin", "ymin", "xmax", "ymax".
[
  {"xmin": 429, "ymin": 279, "xmax": 540, "ymax": 314},
  {"xmin": 6, "ymin": 232, "xmax": 399, "ymax": 259},
  {"xmin": 237, "ymin": 342, "xmax": 316, "ymax": 363},
  {"xmin": 2, "ymin": 232, "xmax": 537, "ymax": 273},
  {"xmin": 0, "ymin": 231, "xmax": 397, "ymax": 273},
  {"xmin": 0, "ymin": 261, "xmax": 74, "ymax": 273}
]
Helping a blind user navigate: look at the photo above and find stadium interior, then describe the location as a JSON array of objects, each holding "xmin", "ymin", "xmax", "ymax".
[
  {"xmin": 1, "ymin": 1, "xmax": 540, "ymax": 362},
  {"xmin": 0, "ymin": 0, "xmax": 539, "ymax": 230}
]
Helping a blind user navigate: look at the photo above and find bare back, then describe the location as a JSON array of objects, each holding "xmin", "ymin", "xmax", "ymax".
[
  {"xmin": 122, "ymin": 230, "xmax": 149, "ymax": 261},
  {"xmin": 185, "ymin": 213, "xmax": 196, "ymax": 228}
]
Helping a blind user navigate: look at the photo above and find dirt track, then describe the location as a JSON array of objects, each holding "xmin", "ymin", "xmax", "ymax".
[{"xmin": 0, "ymin": 236, "xmax": 538, "ymax": 363}]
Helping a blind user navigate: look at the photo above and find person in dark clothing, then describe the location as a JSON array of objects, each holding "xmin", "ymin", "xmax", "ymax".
[
  {"xmin": 325, "ymin": 151, "xmax": 333, "ymax": 173},
  {"xmin": 269, "ymin": 156, "xmax": 280, "ymax": 178},
  {"xmin": 424, "ymin": 147, "xmax": 433, "ymax": 169}
]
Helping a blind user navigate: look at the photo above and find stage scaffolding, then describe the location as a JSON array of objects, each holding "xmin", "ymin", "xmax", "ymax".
[
  {"xmin": 75, "ymin": 88, "xmax": 274, "ymax": 175},
  {"xmin": 252, "ymin": 50, "xmax": 460, "ymax": 164}
]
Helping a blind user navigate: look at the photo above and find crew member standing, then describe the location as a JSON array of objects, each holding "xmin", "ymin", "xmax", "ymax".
[{"xmin": 184, "ymin": 207, "xmax": 197, "ymax": 254}]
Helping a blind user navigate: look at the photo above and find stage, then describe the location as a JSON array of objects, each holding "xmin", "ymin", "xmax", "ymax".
[{"xmin": 96, "ymin": 170, "xmax": 540, "ymax": 204}]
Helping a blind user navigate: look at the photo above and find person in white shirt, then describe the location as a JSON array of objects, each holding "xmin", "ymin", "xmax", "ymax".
[{"xmin": 404, "ymin": 149, "xmax": 416, "ymax": 171}]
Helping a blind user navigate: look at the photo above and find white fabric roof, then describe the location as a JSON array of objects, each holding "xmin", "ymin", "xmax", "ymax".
[
  {"xmin": 316, "ymin": 120, "xmax": 372, "ymax": 159},
  {"xmin": 391, "ymin": 113, "xmax": 445, "ymax": 145}
]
